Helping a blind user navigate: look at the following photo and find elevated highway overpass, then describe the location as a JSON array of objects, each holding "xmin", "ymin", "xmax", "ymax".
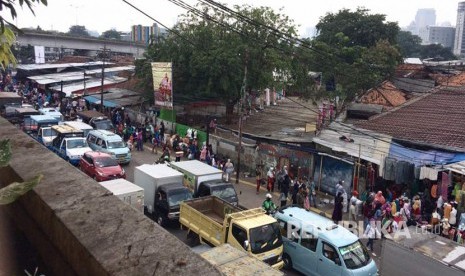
[{"xmin": 16, "ymin": 31, "xmax": 146, "ymax": 58}]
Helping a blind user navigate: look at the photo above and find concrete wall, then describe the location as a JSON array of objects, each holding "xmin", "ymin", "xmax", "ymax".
[
  {"xmin": 0, "ymin": 117, "xmax": 221, "ymax": 276},
  {"xmin": 210, "ymin": 134, "xmax": 315, "ymax": 179}
]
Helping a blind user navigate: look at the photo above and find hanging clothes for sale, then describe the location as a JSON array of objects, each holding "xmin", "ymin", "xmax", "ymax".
[
  {"xmin": 383, "ymin": 157, "xmax": 397, "ymax": 181},
  {"xmin": 420, "ymin": 166, "xmax": 439, "ymax": 181},
  {"xmin": 441, "ymin": 172, "xmax": 450, "ymax": 200}
]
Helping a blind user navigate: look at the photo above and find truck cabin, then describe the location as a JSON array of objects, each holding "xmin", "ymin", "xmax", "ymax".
[
  {"xmin": 50, "ymin": 125, "xmax": 84, "ymax": 148},
  {"xmin": 197, "ymin": 181, "xmax": 239, "ymax": 206},
  {"xmin": 90, "ymin": 116, "xmax": 115, "ymax": 132},
  {"xmin": 156, "ymin": 184, "xmax": 193, "ymax": 211},
  {"xmin": 24, "ymin": 115, "xmax": 59, "ymax": 134},
  {"xmin": 16, "ymin": 107, "xmax": 40, "ymax": 119},
  {"xmin": 7, "ymin": 107, "xmax": 39, "ymax": 124},
  {"xmin": 39, "ymin": 107, "xmax": 63, "ymax": 121}
]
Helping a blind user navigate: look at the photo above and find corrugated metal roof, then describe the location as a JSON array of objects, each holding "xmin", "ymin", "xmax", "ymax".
[
  {"xmin": 16, "ymin": 61, "xmax": 112, "ymax": 71},
  {"xmin": 27, "ymin": 66, "xmax": 135, "ymax": 85},
  {"xmin": 48, "ymin": 77, "xmax": 127, "ymax": 97},
  {"xmin": 312, "ymin": 123, "xmax": 392, "ymax": 164}
]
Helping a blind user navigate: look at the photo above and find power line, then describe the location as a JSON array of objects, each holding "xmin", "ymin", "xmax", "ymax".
[{"xmin": 124, "ymin": 0, "xmax": 464, "ymax": 157}]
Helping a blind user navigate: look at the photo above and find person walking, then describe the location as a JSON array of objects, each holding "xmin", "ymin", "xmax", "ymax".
[
  {"xmin": 159, "ymin": 121, "xmax": 165, "ymax": 146},
  {"xmin": 136, "ymin": 128, "xmax": 144, "ymax": 151},
  {"xmin": 336, "ymin": 180, "xmax": 348, "ymax": 213},
  {"xmin": 267, "ymin": 167, "xmax": 275, "ymax": 192},
  {"xmin": 364, "ymin": 219, "xmax": 381, "ymax": 253},
  {"xmin": 280, "ymin": 174, "xmax": 290, "ymax": 208},
  {"xmin": 309, "ymin": 177, "xmax": 317, "ymax": 208},
  {"xmin": 349, "ymin": 191, "xmax": 360, "ymax": 222},
  {"xmin": 332, "ymin": 192, "xmax": 343, "ymax": 224},
  {"xmin": 224, "ymin": 159, "xmax": 234, "ymax": 182},
  {"xmin": 292, "ymin": 179, "xmax": 299, "ymax": 205},
  {"xmin": 256, "ymin": 165, "xmax": 262, "ymax": 194}
]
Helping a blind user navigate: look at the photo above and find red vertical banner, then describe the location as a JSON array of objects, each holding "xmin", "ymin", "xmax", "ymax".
[{"xmin": 152, "ymin": 62, "xmax": 173, "ymax": 109}]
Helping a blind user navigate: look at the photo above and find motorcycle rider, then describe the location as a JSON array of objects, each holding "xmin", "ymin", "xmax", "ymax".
[{"xmin": 262, "ymin": 193, "xmax": 277, "ymax": 215}]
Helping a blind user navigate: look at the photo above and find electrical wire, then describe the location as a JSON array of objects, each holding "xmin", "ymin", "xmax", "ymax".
[{"xmin": 122, "ymin": 0, "xmax": 465, "ymax": 159}]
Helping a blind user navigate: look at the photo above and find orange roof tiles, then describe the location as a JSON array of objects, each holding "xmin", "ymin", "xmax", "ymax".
[{"xmin": 360, "ymin": 81, "xmax": 406, "ymax": 107}]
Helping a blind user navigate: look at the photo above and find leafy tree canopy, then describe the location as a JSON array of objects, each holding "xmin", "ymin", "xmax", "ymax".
[
  {"xmin": 315, "ymin": 8, "xmax": 399, "ymax": 48},
  {"xmin": 419, "ymin": 44, "xmax": 457, "ymax": 60},
  {"xmin": 311, "ymin": 8, "xmax": 402, "ymax": 102},
  {"xmin": 136, "ymin": 3, "xmax": 298, "ymax": 116},
  {"xmin": 68, "ymin": 25, "xmax": 90, "ymax": 37},
  {"xmin": 101, "ymin": 28, "xmax": 121, "ymax": 40},
  {"xmin": 396, "ymin": 30, "xmax": 422, "ymax": 58},
  {"xmin": 0, "ymin": 0, "xmax": 47, "ymax": 68}
]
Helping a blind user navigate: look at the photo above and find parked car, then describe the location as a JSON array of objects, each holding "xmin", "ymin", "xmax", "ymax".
[{"xmin": 79, "ymin": 151, "xmax": 126, "ymax": 182}]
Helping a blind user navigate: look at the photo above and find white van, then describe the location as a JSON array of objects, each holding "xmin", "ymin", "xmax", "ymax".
[
  {"xmin": 274, "ymin": 206, "xmax": 378, "ymax": 276},
  {"xmin": 63, "ymin": 121, "xmax": 94, "ymax": 137},
  {"xmin": 86, "ymin": 130, "xmax": 131, "ymax": 164}
]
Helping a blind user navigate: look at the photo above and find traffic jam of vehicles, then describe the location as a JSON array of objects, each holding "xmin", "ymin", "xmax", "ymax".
[{"xmin": 1, "ymin": 97, "xmax": 380, "ymax": 275}]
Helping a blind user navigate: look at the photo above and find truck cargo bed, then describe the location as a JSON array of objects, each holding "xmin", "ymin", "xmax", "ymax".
[
  {"xmin": 180, "ymin": 196, "xmax": 241, "ymax": 246},
  {"xmin": 201, "ymin": 244, "xmax": 283, "ymax": 276}
]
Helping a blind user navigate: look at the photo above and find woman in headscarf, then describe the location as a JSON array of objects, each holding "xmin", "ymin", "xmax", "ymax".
[
  {"xmin": 400, "ymin": 198, "xmax": 411, "ymax": 223},
  {"xmin": 374, "ymin": 191, "xmax": 386, "ymax": 205},
  {"xmin": 332, "ymin": 192, "xmax": 343, "ymax": 224}
]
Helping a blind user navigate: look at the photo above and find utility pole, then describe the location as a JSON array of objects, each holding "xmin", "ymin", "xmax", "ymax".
[
  {"xmin": 236, "ymin": 51, "xmax": 248, "ymax": 184},
  {"xmin": 100, "ymin": 44, "xmax": 110, "ymax": 113}
]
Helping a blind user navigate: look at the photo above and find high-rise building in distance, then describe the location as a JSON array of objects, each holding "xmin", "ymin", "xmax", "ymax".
[
  {"xmin": 454, "ymin": 2, "xmax": 465, "ymax": 56},
  {"xmin": 415, "ymin": 8, "xmax": 436, "ymax": 42},
  {"xmin": 131, "ymin": 23, "xmax": 166, "ymax": 45}
]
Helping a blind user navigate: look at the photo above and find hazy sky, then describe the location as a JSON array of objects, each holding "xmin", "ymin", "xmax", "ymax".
[{"xmin": 9, "ymin": 0, "xmax": 461, "ymax": 35}]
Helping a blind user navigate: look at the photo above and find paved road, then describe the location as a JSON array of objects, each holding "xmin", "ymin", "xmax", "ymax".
[{"xmin": 125, "ymin": 144, "xmax": 383, "ymax": 275}]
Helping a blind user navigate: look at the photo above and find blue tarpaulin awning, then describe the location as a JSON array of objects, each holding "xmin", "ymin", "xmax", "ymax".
[
  {"xmin": 389, "ymin": 142, "xmax": 465, "ymax": 166},
  {"xmin": 84, "ymin": 96, "xmax": 119, "ymax": 108}
]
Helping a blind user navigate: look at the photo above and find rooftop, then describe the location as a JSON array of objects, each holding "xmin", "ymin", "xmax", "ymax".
[
  {"xmin": 222, "ymin": 97, "xmax": 318, "ymax": 143},
  {"xmin": 355, "ymin": 86, "xmax": 465, "ymax": 151}
]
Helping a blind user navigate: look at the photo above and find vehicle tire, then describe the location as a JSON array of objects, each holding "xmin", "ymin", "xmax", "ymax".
[
  {"xmin": 282, "ymin": 253, "xmax": 293, "ymax": 270},
  {"xmin": 187, "ymin": 231, "xmax": 200, "ymax": 247}
]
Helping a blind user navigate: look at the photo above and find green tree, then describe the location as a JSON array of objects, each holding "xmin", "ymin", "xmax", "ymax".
[
  {"xmin": 136, "ymin": 3, "xmax": 298, "ymax": 120},
  {"xmin": 67, "ymin": 25, "xmax": 90, "ymax": 37},
  {"xmin": 101, "ymin": 29, "xmax": 121, "ymax": 40},
  {"xmin": 315, "ymin": 8, "xmax": 399, "ymax": 48},
  {"xmin": 419, "ymin": 44, "xmax": 456, "ymax": 60},
  {"xmin": 0, "ymin": 0, "xmax": 47, "ymax": 69},
  {"xmin": 311, "ymin": 8, "xmax": 402, "ymax": 102},
  {"xmin": 396, "ymin": 31, "xmax": 422, "ymax": 57},
  {"xmin": 11, "ymin": 44, "xmax": 34, "ymax": 64}
]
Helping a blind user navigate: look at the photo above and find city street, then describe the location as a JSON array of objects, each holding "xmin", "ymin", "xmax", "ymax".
[{"xmin": 123, "ymin": 144, "xmax": 381, "ymax": 275}]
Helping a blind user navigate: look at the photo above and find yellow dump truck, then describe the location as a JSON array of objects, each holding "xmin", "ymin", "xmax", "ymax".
[
  {"xmin": 200, "ymin": 244, "xmax": 284, "ymax": 276},
  {"xmin": 179, "ymin": 196, "xmax": 284, "ymax": 270}
]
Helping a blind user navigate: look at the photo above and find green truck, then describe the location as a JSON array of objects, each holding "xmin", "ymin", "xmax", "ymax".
[{"xmin": 179, "ymin": 196, "xmax": 284, "ymax": 270}]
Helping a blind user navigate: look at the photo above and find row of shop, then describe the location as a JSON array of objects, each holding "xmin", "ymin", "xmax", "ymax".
[{"xmin": 213, "ymin": 123, "xmax": 465, "ymax": 220}]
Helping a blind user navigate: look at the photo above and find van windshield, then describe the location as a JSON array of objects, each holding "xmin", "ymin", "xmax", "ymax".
[
  {"xmin": 108, "ymin": 141, "xmax": 126, "ymax": 149},
  {"xmin": 339, "ymin": 240, "xmax": 371, "ymax": 269},
  {"xmin": 249, "ymin": 222, "xmax": 283, "ymax": 254}
]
